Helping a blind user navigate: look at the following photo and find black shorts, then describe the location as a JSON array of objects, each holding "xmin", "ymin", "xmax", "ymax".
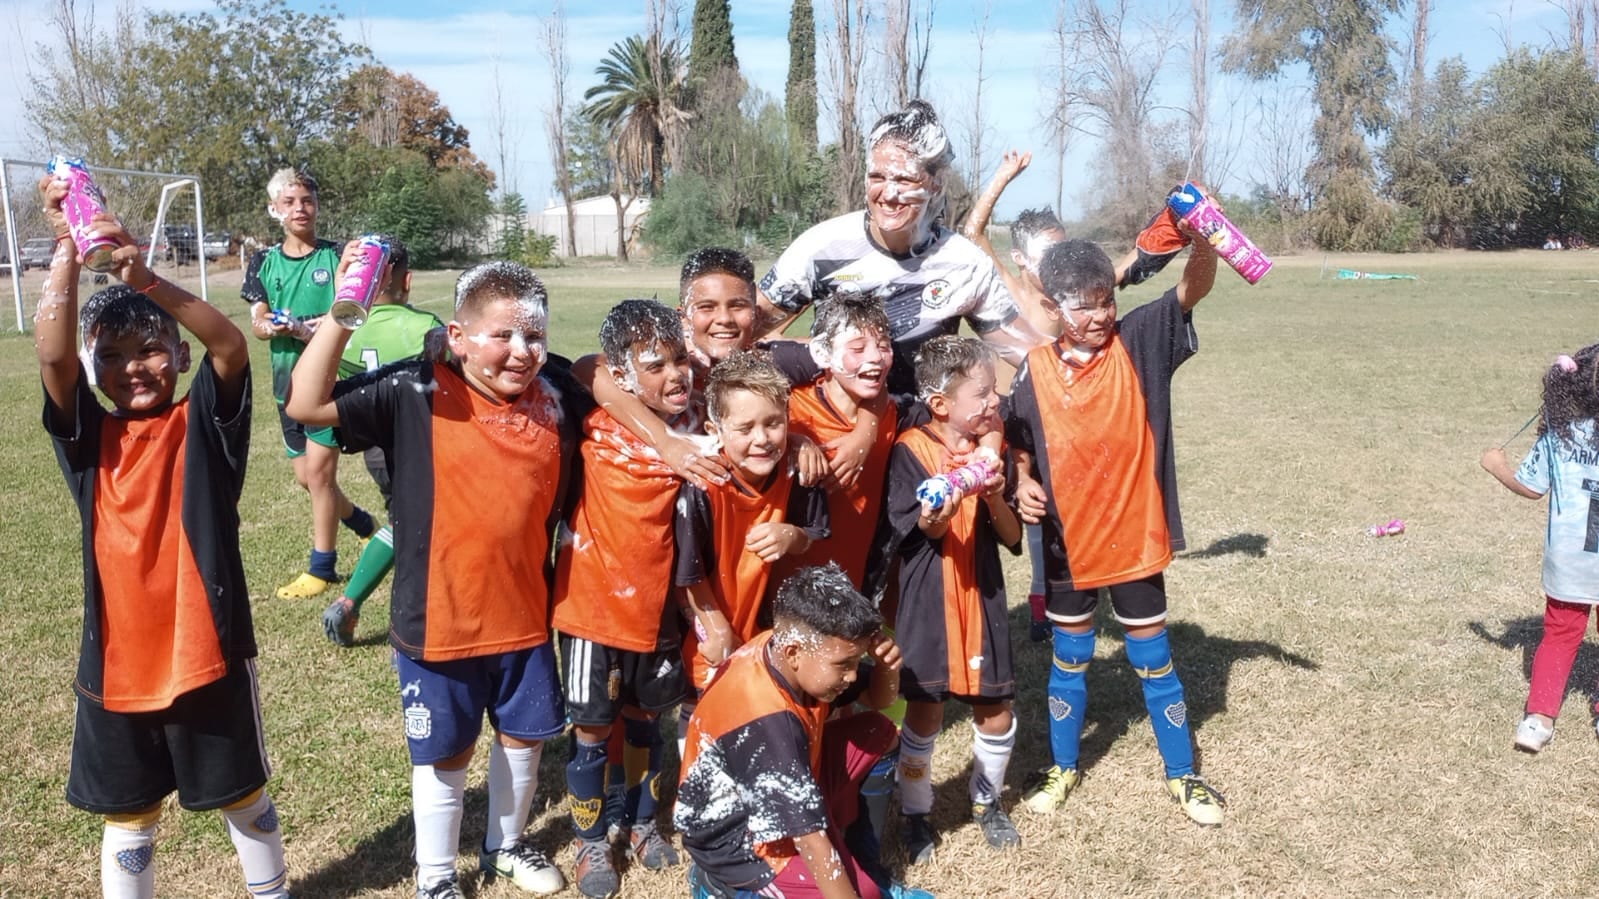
[
  {"xmin": 900, "ymin": 683, "xmax": 1016, "ymax": 705},
  {"xmin": 1047, "ymin": 572, "xmax": 1168, "ymax": 628},
  {"xmin": 559, "ymin": 635, "xmax": 688, "ymax": 727},
  {"xmin": 363, "ymin": 446, "xmax": 394, "ymax": 510},
  {"xmin": 67, "ymin": 660, "xmax": 271, "ymax": 815}
]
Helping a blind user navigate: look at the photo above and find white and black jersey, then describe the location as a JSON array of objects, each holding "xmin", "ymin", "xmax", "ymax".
[{"xmin": 760, "ymin": 211, "xmax": 1020, "ymax": 393}]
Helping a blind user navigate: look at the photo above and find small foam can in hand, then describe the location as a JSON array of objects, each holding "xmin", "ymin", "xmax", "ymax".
[
  {"xmin": 915, "ymin": 448, "xmax": 1000, "ymax": 511},
  {"xmin": 47, "ymin": 155, "xmax": 119, "ymax": 273}
]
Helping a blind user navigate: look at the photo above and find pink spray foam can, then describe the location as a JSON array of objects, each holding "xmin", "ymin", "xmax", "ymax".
[
  {"xmin": 329, "ymin": 235, "xmax": 391, "ymax": 329},
  {"xmin": 1166, "ymin": 182, "xmax": 1272, "ymax": 285},
  {"xmin": 47, "ymin": 155, "xmax": 119, "ymax": 273},
  {"xmin": 915, "ymin": 448, "xmax": 1001, "ymax": 510}
]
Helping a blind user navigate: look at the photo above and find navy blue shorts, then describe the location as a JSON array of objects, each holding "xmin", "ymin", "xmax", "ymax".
[{"xmin": 394, "ymin": 643, "xmax": 565, "ymax": 765}]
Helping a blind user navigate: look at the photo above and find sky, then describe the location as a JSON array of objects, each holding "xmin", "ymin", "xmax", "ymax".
[{"xmin": 0, "ymin": 0, "xmax": 1580, "ymax": 222}]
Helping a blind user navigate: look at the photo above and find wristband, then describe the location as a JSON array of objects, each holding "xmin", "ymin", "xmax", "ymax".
[{"xmin": 134, "ymin": 276, "xmax": 162, "ymax": 296}]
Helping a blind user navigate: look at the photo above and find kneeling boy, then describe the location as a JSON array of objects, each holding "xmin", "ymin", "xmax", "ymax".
[{"xmin": 676, "ymin": 565, "xmax": 928, "ymax": 899}]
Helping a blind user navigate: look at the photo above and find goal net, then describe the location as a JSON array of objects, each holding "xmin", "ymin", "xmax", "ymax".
[{"xmin": 1, "ymin": 158, "xmax": 211, "ymax": 332}]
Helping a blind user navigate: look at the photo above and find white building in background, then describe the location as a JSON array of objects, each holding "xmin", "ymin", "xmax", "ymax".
[{"xmin": 531, "ymin": 195, "xmax": 650, "ymax": 258}]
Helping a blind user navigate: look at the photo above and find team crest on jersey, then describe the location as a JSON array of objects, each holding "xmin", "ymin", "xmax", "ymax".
[
  {"xmin": 1048, "ymin": 696, "xmax": 1073, "ymax": 721},
  {"xmin": 921, "ymin": 279, "xmax": 952, "ymax": 309},
  {"xmin": 405, "ymin": 702, "xmax": 432, "ymax": 739},
  {"xmin": 1164, "ymin": 701, "xmax": 1187, "ymax": 729},
  {"xmin": 313, "ymin": 268, "xmax": 332, "ymax": 286}
]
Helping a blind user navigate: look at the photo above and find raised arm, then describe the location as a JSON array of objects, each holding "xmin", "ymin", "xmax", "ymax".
[
  {"xmin": 962, "ymin": 150, "xmax": 1031, "ymax": 259},
  {"xmin": 285, "ymin": 244, "xmax": 361, "ymax": 427},
  {"xmin": 755, "ymin": 290, "xmax": 803, "ymax": 342},
  {"xmin": 1174, "ymin": 220, "xmax": 1218, "ymax": 313},
  {"xmin": 36, "ymin": 177, "xmax": 81, "ymax": 419}
]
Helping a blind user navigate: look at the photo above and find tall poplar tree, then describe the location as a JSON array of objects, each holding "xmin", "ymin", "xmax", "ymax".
[
  {"xmin": 787, "ymin": 0, "xmax": 819, "ymax": 153},
  {"xmin": 688, "ymin": 0, "xmax": 739, "ymax": 87}
]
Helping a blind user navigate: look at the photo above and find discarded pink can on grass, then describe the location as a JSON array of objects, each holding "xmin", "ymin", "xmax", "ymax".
[
  {"xmin": 47, "ymin": 155, "xmax": 119, "ymax": 273},
  {"xmin": 1367, "ymin": 519, "xmax": 1406, "ymax": 537}
]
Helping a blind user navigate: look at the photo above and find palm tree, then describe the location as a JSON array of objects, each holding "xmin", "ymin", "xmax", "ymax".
[{"xmin": 583, "ymin": 34, "xmax": 691, "ymax": 196}]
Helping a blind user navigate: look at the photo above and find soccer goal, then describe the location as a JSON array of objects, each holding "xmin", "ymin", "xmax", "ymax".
[{"xmin": 1, "ymin": 158, "xmax": 210, "ymax": 332}]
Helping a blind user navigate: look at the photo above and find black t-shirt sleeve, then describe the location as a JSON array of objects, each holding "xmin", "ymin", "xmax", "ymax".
[
  {"xmin": 541, "ymin": 356, "xmax": 596, "ymax": 420},
  {"xmin": 787, "ymin": 482, "xmax": 831, "ymax": 541},
  {"xmin": 43, "ymin": 367, "xmax": 104, "ymax": 486},
  {"xmin": 884, "ymin": 442, "xmax": 930, "ymax": 546},
  {"xmin": 1005, "ymin": 362, "xmax": 1039, "ymax": 459},
  {"xmin": 724, "ymin": 710, "xmax": 828, "ymax": 841},
  {"xmin": 240, "ymin": 249, "xmax": 268, "ymax": 306},
  {"xmin": 1118, "ymin": 288, "xmax": 1197, "ymax": 378},
  {"xmin": 673, "ymin": 482, "xmax": 715, "ymax": 586},
  {"xmin": 761, "ymin": 340, "xmax": 823, "ymax": 386},
  {"xmin": 332, "ymin": 358, "xmax": 418, "ymax": 454},
  {"xmin": 895, "ymin": 395, "xmax": 929, "ymax": 431},
  {"xmin": 188, "ymin": 355, "xmax": 253, "ymax": 493}
]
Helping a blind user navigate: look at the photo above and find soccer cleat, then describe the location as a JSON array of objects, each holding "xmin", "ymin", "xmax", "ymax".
[
  {"xmin": 571, "ymin": 838, "xmax": 619, "ymax": 898},
  {"xmin": 415, "ymin": 878, "xmax": 464, "ymax": 899},
  {"xmin": 1021, "ymin": 765, "xmax": 1081, "ymax": 815},
  {"xmin": 1166, "ymin": 774, "xmax": 1226, "ymax": 827},
  {"xmin": 479, "ymin": 840, "xmax": 565, "ymax": 895},
  {"xmin": 902, "ymin": 813, "xmax": 936, "ymax": 866},
  {"xmin": 275, "ymin": 572, "xmax": 333, "ymax": 600},
  {"xmin": 687, "ymin": 864, "xmax": 716, "ymax": 899},
  {"xmin": 321, "ymin": 596, "xmax": 358, "ymax": 647},
  {"xmin": 625, "ymin": 820, "xmax": 681, "ymax": 870},
  {"xmin": 885, "ymin": 883, "xmax": 937, "ymax": 899},
  {"xmin": 1029, "ymin": 620, "xmax": 1049, "ymax": 643},
  {"xmin": 1516, "ymin": 715, "xmax": 1555, "ymax": 753},
  {"xmin": 971, "ymin": 802, "xmax": 1021, "ymax": 850}
]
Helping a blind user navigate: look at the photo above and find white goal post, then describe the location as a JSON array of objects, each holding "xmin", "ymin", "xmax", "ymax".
[{"xmin": 1, "ymin": 158, "xmax": 210, "ymax": 333}]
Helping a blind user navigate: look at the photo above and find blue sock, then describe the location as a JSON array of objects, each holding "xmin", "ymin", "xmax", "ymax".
[
  {"xmin": 1048, "ymin": 628, "xmax": 1095, "ymax": 770},
  {"xmin": 342, "ymin": 506, "xmax": 376, "ymax": 539},
  {"xmin": 308, "ymin": 549, "xmax": 337, "ymax": 581},
  {"xmin": 623, "ymin": 716, "xmax": 665, "ymax": 824},
  {"xmin": 565, "ymin": 737, "xmax": 608, "ymax": 841},
  {"xmin": 1124, "ymin": 630, "xmax": 1194, "ymax": 778}
]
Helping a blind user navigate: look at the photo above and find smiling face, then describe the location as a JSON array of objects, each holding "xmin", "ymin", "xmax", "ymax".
[
  {"xmin": 618, "ymin": 337, "xmax": 694, "ymax": 418},
  {"xmin": 709, "ymin": 387, "xmax": 788, "ymax": 482},
  {"xmin": 89, "ymin": 328, "xmax": 188, "ymax": 415},
  {"xmin": 812, "ymin": 324, "xmax": 892, "ymax": 403},
  {"xmin": 865, "ymin": 141, "xmax": 937, "ymax": 249},
  {"xmin": 448, "ymin": 295, "xmax": 548, "ymax": 401},
  {"xmin": 269, "ymin": 183, "xmax": 318, "ymax": 240},
  {"xmin": 682, "ymin": 273, "xmax": 757, "ymax": 365}
]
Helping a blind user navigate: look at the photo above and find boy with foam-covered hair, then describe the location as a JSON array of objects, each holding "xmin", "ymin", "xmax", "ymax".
[
  {"xmin": 244, "ymin": 167, "xmax": 377, "ymax": 601},
  {"xmin": 36, "ymin": 178, "xmax": 289, "ymax": 898},
  {"xmin": 289, "ymin": 260, "xmax": 583, "ymax": 898},
  {"xmin": 675, "ymin": 351, "xmax": 831, "ymax": 695},
  {"xmin": 1006, "ymin": 228, "xmax": 1226, "ymax": 826},
  {"xmin": 677, "ymin": 564, "xmax": 930, "ymax": 899},
  {"xmin": 879, "ymin": 335, "xmax": 1023, "ymax": 864},
  {"xmin": 552, "ymin": 298, "xmax": 695, "ymax": 897}
]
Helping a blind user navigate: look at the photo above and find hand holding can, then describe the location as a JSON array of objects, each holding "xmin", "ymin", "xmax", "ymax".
[
  {"xmin": 47, "ymin": 156, "xmax": 119, "ymax": 273},
  {"xmin": 1167, "ymin": 182, "xmax": 1273, "ymax": 285},
  {"xmin": 330, "ymin": 236, "xmax": 391, "ymax": 329}
]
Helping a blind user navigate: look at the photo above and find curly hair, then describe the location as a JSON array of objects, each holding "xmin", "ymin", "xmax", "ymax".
[
  {"xmin": 704, "ymin": 349, "xmax": 791, "ymax": 424},
  {"xmin": 1538, "ymin": 342, "xmax": 1599, "ymax": 451}
]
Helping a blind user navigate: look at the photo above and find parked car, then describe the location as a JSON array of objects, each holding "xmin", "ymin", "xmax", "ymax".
[
  {"xmin": 202, "ymin": 231, "xmax": 231, "ymax": 260},
  {"xmin": 19, "ymin": 237, "xmax": 56, "ymax": 270},
  {"xmin": 162, "ymin": 226, "xmax": 198, "ymax": 266}
]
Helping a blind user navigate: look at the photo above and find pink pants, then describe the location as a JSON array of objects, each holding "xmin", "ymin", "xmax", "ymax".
[
  {"xmin": 765, "ymin": 711, "xmax": 898, "ymax": 899},
  {"xmin": 1527, "ymin": 597, "xmax": 1598, "ymax": 718}
]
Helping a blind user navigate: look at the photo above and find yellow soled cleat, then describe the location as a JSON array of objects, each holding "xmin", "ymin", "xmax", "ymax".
[
  {"xmin": 275, "ymin": 572, "xmax": 333, "ymax": 600},
  {"xmin": 1167, "ymin": 773, "xmax": 1226, "ymax": 827},
  {"xmin": 1022, "ymin": 765, "xmax": 1081, "ymax": 815}
]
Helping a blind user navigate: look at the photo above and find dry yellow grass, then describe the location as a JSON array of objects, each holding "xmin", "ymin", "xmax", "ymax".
[{"xmin": 6, "ymin": 251, "xmax": 1599, "ymax": 896}]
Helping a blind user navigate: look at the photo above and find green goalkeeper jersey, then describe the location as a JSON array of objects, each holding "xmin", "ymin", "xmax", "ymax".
[
  {"xmin": 241, "ymin": 239, "xmax": 342, "ymax": 400},
  {"xmin": 338, "ymin": 302, "xmax": 445, "ymax": 378}
]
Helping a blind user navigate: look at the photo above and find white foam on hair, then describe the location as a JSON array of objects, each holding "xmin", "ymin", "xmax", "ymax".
[
  {"xmin": 869, "ymin": 104, "xmax": 951, "ymax": 170},
  {"xmin": 454, "ymin": 261, "xmax": 548, "ymax": 316}
]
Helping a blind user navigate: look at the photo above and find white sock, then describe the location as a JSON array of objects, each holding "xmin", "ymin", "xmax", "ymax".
[
  {"xmin": 413, "ymin": 764, "xmax": 469, "ymax": 888},
  {"xmin": 484, "ymin": 741, "xmax": 541, "ymax": 853},
  {"xmin": 969, "ymin": 720, "xmax": 1017, "ymax": 807},
  {"xmin": 896, "ymin": 723, "xmax": 939, "ymax": 816},
  {"xmin": 220, "ymin": 791, "xmax": 289, "ymax": 898},
  {"xmin": 101, "ymin": 817, "xmax": 157, "ymax": 899}
]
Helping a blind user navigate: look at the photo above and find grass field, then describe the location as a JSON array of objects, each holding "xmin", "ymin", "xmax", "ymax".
[{"xmin": 4, "ymin": 249, "xmax": 1599, "ymax": 897}]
